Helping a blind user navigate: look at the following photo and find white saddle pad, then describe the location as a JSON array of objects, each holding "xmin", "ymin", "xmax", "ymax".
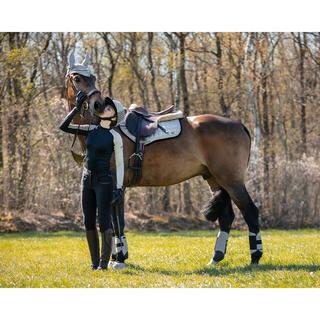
[{"xmin": 119, "ymin": 119, "xmax": 182, "ymax": 145}]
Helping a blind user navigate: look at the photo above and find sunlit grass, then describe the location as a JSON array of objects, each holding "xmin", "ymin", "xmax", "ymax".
[{"xmin": 0, "ymin": 229, "xmax": 319, "ymax": 288}]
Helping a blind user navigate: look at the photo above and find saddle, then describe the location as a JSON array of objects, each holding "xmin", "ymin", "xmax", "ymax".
[
  {"xmin": 123, "ymin": 104, "xmax": 184, "ymax": 186},
  {"xmin": 125, "ymin": 105, "xmax": 179, "ymax": 137}
]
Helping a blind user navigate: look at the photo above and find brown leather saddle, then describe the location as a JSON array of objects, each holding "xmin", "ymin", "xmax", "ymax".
[
  {"xmin": 124, "ymin": 105, "xmax": 176, "ymax": 185},
  {"xmin": 125, "ymin": 106, "xmax": 174, "ymax": 137}
]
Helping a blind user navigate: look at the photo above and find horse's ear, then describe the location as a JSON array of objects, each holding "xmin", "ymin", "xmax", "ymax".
[
  {"xmin": 68, "ymin": 49, "xmax": 76, "ymax": 67},
  {"xmin": 82, "ymin": 53, "xmax": 90, "ymax": 66}
]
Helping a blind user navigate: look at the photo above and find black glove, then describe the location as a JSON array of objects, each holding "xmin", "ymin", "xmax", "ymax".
[
  {"xmin": 112, "ymin": 188, "xmax": 123, "ymax": 205},
  {"xmin": 75, "ymin": 91, "xmax": 87, "ymax": 111}
]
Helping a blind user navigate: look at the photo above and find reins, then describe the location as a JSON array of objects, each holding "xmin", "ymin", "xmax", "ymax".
[{"xmin": 66, "ymin": 75, "xmax": 92, "ymax": 165}]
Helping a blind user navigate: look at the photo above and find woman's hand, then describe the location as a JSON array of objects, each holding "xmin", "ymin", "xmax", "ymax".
[{"xmin": 75, "ymin": 91, "xmax": 87, "ymax": 112}]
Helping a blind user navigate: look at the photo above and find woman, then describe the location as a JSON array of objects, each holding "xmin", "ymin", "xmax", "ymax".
[{"xmin": 59, "ymin": 91, "xmax": 125, "ymax": 270}]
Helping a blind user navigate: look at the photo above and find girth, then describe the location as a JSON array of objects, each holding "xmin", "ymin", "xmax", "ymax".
[
  {"xmin": 125, "ymin": 106, "xmax": 183, "ymax": 186},
  {"xmin": 127, "ymin": 115, "xmax": 144, "ymax": 186}
]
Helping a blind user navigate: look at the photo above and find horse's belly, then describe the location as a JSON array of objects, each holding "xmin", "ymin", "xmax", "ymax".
[{"xmin": 138, "ymin": 138, "xmax": 203, "ymax": 186}]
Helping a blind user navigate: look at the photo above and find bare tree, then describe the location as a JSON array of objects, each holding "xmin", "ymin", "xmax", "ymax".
[{"xmin": 147, "ymin": 33, "xmax": 162, "ymax": 111}]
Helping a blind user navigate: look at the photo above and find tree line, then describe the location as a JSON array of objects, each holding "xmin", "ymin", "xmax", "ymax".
[{"xmin": 0, "ymin": 32, "xmax": 319, "ymax": 229}]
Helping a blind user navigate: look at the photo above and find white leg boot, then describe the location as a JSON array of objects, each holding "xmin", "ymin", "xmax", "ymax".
[{"xmin": 112, "ymin": 236, "xmax": 128, "ymax": 270}]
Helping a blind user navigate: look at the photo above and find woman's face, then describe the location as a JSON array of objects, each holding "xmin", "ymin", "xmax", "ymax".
[{"xmin": 101, "ymin": 104, "xmax": 116, "ymax": 118}]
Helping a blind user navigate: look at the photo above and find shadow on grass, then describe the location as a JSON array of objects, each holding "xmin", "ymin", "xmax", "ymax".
[
  {"xmin": 124, "ymin": 262, "xmax": 320, "ymax": 278},
  {"xmin": 195, "ymin": 263, "xmax": 320, "ymax": 277},
  {"xmin": 124, "ymin": 263, "xmax": 182, "ymax": 276}
]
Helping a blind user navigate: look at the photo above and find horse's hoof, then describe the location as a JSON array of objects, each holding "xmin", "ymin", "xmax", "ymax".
[
  {"xmin": 108, "ymin": 260, "xmax": 116, "ymax": 267},
  {"xmin": 207, "ymin": 251, "xmax": 225, "ymax": 266},
  {"xmin": 213, "ymin": 251, "xmax": 225, "ymax": 263},
  {"xmin": 112, "ymin": 262, "xmax": 127, "ymax": 270},
  {"xmin": 250, "ymin": 250, "xmax": 263, "ymax": 264}
]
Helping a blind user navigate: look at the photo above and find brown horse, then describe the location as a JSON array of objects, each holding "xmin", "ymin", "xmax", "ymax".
[{"xmin": 64, "ymin": 72, "xmax": 263, "ymax": 265}]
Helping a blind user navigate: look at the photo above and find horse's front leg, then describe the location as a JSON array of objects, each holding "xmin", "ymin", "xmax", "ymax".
[
  {"xmin": 110, "ymin": 195, "xmax": 129, "ymax": 269},
  {"xmin": 212, "ymin": 190, "xmax": 235, "ymax": 264}
]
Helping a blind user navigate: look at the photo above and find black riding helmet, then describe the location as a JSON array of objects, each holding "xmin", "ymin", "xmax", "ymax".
[{"xmin": 97, "ymin": 97, "xmax": 126, "ymax": 126}]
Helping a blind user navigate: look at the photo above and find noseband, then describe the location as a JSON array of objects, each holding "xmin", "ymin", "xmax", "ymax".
[
  {"xmin": 87, "ymin": 88, "xmax": 101, "ymax": 99},
  {"xmin": 66, "ymin": 75, "xmax": 101, "ymax": 107}
]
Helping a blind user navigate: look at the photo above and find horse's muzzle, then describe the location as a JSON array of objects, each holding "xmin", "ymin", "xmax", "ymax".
[{"xmin": 94, "ymin": 100, "xmax": 105, "ymax": 113}]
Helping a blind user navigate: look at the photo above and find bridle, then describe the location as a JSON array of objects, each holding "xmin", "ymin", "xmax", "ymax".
[
  {"xmin": 65, "ymin": 73, "xmax": 101, "ymax": 165},
  {"xmin": 65, "ymin": 74, "xmax": 101, "ymax": 108},
  {"xmin": 66, "ymin": 74, "xmax": 114, "ymax": 120}
]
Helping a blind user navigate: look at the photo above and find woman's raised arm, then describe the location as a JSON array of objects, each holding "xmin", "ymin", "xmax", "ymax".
[{"xmin": 59, "ymin": 107, "xmax": 91, "ymax": 136}]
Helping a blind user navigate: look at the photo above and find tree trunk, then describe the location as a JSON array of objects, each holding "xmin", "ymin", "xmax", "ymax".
[
  {"xmin": 177, "ymin": 33, "xmax": 190, "ymax": 116},
  {"xmin": 0, "ymin": 100, "xmax": 2, "ymax": 209},
  {"xmin": 236, "ymin": 33, "xmax": 244, "ymax": 119},
  {"xmin": 296, "ymin": 32, "xmax": 309, "ymax": 223},
  {"xmin": 216, "ymin": 33, "xmax": 230, "ymax": 117},
  {"xmin": 245, "ymin": 34, "xmax": 262, "ymax": 211},
  {"xmin": 164, "ymin": 33, "xmax": 180, "ymax": 109},
  {"xmin": 176, "ymin": 32, "xmax": 193, "ymax": 214},
  {"xmin": 297, "ymin": 32, "xmax": 308, "ymax": 155},
  {"xmin": 129, "ymin": 33, "xmax": 150, "ymax": 107},
  {"xmin": 2, "ymin": 80, "xmax": 18, "ymax": 211},
  {"xmin": 261, "ymin": 67, "xmax": 270, "ymax": 206},
  {"xmin": 101, "ymin": 32, "xmax": 117, "ymax": 97},
  {"xmin": 147, "ymin": 33, "xmax": 162, "ymax": 112}
]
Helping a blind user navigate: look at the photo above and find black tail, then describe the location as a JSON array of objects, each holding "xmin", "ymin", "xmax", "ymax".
[{"xmin": 201, "ymin": 189, "xmax": 231, "ymax": 222}]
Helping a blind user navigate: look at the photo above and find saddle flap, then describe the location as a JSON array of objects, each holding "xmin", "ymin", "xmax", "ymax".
[{"xmin": 125, "ymin": 111, "xmax": 158, "ymax": 137}]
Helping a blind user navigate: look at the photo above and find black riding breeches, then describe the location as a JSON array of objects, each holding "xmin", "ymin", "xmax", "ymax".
[{"xmin": 81, "ymin": 167, "xmax": 113, "ymax": 232}]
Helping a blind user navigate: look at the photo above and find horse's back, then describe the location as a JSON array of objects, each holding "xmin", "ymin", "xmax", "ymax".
[
  {"xmin": 187, "ymin": 113, "xmax": 242, "ymax": 128},
  {"xmin": 183, "ymin": 114, "xmax": 248, "ymax": 141}
]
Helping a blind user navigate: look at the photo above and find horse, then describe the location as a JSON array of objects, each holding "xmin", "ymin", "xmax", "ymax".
[{"xmin": 64, "ymin": 71, "xmax": 263, "ymax": 265}]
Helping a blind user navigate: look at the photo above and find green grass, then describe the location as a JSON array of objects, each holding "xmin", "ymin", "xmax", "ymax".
[{"xmin": 0, "ymin": 229, "xmax": 319, "ymax": 288}]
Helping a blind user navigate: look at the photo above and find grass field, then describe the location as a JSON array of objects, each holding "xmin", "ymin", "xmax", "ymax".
[{"xmin": 0, "ymin": 229, "xmax": 319, "ymax": 288}]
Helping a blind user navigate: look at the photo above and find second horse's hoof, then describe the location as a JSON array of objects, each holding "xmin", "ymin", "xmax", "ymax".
[{"xmin": 250, "ymin": 250, "xmax": 263, "ymax": 264}]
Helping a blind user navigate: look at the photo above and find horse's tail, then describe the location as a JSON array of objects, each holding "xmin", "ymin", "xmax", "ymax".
[
  {"xmin": 242, "ymin": 124, "xmax": 251, "ymax": 166},
  {"xmin": 201, "ymin": 188, "xmax": 231, "ymax": 222}
]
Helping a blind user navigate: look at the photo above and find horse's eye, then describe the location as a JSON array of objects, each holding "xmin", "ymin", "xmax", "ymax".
[{"xmin": 74, "ymin": 76, "xmax": 81, "ymax": 83}]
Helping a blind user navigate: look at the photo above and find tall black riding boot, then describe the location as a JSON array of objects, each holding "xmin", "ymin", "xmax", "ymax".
[
  {"xmin": 98, "ymin": 228, "xmax": 113, "ymax": 270},
  {"xmin": 86, "ymin": 229, "xmax": 100, "ymax": 270}
]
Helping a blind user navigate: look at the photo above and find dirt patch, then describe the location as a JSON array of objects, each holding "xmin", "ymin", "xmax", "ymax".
[
  {"xmin": 0, "ymin": 211, "xmax": 83, "ymax": 233},
  {"xmin": 0, "ymin": 210, "xmax": 215, "ymax": 233},
  {"xmin": 125, "ymin": 211, "xmax": 213, "ymax": 231}
]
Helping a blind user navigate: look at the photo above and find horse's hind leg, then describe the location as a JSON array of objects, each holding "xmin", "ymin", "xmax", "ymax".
[
  {"xmin": 202, "ymin": 178, "xmax": 235, "ymax": 264},
  {"xmin": 213, "ymin": 191, "xmax": 235, "ymax": 264},
  {"xmin": 221, "ymin": 183, "xmax": 263, "ymax": 264}
]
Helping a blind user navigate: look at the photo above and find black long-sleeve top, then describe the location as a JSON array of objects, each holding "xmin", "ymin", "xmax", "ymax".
[{"xmin": 59, "ymin": 107, "xmax": 124, "ymax": 188}]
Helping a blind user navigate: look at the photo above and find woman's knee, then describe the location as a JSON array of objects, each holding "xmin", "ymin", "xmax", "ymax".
[
  {"xmin": 98, "ymin": 214, "xmax": 112, "ymax": 233},
  {"xmin": 83, "ymin": 215, "xmax": 96, "ymax": 230},
  {"xmin": 98, "ymin": 220, "xmax": 111, "ymax": 233}
]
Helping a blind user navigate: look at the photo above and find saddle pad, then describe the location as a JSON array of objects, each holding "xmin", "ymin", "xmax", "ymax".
[{"xmin": 119, "ymin": 119, "xmax": 182, "ymax": 145}]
